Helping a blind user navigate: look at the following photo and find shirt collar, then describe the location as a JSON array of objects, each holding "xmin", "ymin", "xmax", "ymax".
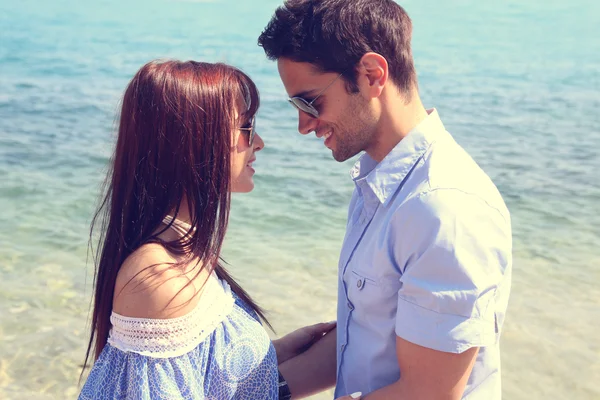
[{"xmin": 350, "ymin": 108, "xmax": 447, "ymax": 205}]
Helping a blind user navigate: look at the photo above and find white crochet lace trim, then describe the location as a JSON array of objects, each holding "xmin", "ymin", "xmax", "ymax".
[{"xmin": 107, "ymin": 274, "xmax": 235, "ymax": 358}]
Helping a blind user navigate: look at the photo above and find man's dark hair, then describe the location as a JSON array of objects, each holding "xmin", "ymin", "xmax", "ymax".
[{"xmin": 258, "ymin": 0, "xmax": 417, "ymax": 95}]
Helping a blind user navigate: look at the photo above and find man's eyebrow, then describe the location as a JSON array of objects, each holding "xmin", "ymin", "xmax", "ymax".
[{"xmin": 290, "ymin": 89, "xmax": 319, "ymax": 99}]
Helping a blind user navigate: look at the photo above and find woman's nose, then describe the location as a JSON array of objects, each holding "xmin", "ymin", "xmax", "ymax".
[{"xmin": 253, "ymin": 132, "xmax": 265, "ymax": 151}]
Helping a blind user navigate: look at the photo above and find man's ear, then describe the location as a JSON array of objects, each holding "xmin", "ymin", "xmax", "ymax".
[{"xmin": 357, "ymin": 52, "xmax": 388, "ymax": 98}]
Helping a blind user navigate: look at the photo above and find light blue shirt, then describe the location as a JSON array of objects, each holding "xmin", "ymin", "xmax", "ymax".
[{"xmin": 335, "ymin": 109, "xmax": 512, "ymax": 399}]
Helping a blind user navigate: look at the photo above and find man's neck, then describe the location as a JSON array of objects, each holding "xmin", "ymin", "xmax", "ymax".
[{"xmin": 367, "ymin": 88, "xmax": 428, "ymax": 162}]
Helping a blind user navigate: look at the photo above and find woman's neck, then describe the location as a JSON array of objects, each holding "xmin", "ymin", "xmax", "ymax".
[{"xmin": 171, "ymin": 197, "xmax": 192, "ymax": 225}]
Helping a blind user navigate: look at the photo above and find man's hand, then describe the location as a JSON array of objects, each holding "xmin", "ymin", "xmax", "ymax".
[{"xmin": 273, "ymin": 321, "xmax": 336, "ymax": 364}]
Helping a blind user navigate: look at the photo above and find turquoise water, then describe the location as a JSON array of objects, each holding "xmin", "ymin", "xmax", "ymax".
[{"xmin": 0, "ymin": 0, "xmax": 599, "ymax": 398}]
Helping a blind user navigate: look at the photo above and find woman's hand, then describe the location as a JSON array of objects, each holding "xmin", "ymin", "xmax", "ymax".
[
  {"xmin": 273, "ymin": 321, "xmax": 336, "ymax": 364},
  {"xmin": 335, "ymin": 392, "xmax": 362, "ymax": 400}
]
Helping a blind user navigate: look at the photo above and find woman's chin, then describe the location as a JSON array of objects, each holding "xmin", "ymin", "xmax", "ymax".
[{"xmin": 231, "ymin": 179, "xmax": 254, "ymax": 193}]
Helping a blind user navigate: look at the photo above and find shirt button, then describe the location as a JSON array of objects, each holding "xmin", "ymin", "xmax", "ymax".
[
  {"xmin": 356, "ymin": 279, "xmax": 364, "ymax": 289},
  {"xmin": 341, "ymin": 344, "xmax": 345, "ymax": 351},
  {"xmin": 347, "ymin": 301, "xmax": 354, "ymax": 310}
]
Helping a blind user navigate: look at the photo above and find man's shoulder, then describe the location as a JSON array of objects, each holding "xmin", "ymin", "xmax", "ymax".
[{"xmin": 406, "ymin": 136, "xmax": 509, "ymax": 219}]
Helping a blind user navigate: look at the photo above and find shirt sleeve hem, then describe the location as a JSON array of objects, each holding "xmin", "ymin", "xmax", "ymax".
[{"xmin": 395, "ymin": 297, "xmax": 497, "ymax": 354}]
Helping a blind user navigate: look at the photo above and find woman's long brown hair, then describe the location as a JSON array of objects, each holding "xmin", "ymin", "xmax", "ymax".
[{"xmin": 82, "ymin": 60, "xmax": 269, "ymax": 373}]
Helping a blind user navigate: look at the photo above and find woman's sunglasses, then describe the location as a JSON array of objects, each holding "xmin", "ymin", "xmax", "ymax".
[
  {"xmin": 287, "ymin": 72, "xmax": 344, "ymax": 118},
  {"xmin": 238, "ymin": 116, "xmax": 256, "ymax": 146}
]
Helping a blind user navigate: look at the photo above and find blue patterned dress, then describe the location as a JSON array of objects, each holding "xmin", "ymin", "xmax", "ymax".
[{"xmin": 79, "ymin": 274, "xmax": 279, "ymax": 399}]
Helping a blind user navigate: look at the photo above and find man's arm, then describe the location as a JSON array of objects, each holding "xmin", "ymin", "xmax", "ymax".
[
  {"xmin": 338, "ymin": 336, "xmax": 478, "ymax": 400},
  {"xmin": 342, "ymin": 189, "xmax": 508, "ymax": 399},
  {"xmin": 279, "ymin": 327, "xmax": 337, "ymax": 399}
]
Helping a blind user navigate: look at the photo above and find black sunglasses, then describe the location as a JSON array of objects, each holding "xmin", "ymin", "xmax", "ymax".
[
  {"xmin": 287, "ymin": 72, "xmax": 344, "ymax": 118},
  {"xmin": 238, "ymin": 116, "xmax": 256, "ymax": 146}
]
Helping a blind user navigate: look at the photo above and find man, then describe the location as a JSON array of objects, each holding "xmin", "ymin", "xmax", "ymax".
[{"xmin": 258, "ymin": 1, "xmax": 512, "ymax": 399}]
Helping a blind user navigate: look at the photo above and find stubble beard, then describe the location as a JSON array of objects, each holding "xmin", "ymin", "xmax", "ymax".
[{"xmin": 331, "ymin": 95, "xmax": 377, "ymax": 162}]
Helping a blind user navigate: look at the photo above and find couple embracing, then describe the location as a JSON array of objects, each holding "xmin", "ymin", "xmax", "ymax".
[{"xmin": 79, "ymin": 1, "xmax": 512, "ymax": 399}]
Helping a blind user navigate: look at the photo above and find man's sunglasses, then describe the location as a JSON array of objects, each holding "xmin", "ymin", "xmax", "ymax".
[
  {"xmin": 238, "ymin": 116, "xmax": 256, "ymax": 146},
  {"xmin": 288, "ymin": 72, "xmax": 344, "ymax": 118}
]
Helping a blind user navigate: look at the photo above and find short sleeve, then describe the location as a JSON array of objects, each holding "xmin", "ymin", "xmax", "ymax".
[
  {"xmin": 79, "ymin": 344, "xmax": 209, "ymax": 400},
  {"xmin": 393, "ymin": 189, "xmax": 512, "ymax": 353},
  {"xmin": 79, "ymin": 323, "xmax": 279, "ymax": 400},
  {"xmin": 79, "ymin": 276, "xmax": 279, "ymax": 399}
]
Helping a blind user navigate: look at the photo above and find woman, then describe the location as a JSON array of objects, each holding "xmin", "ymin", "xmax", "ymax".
[{"xmin": 79, "ymin": 60, "xmax": 335, "ymax": 399}]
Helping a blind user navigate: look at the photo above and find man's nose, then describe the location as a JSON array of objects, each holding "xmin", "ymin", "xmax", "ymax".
[{"xmin": 298, "ymin": 111, "xmax": 318, "ymax": 135}]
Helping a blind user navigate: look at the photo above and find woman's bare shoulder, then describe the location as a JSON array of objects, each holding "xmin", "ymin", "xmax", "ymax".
[{"xmin": 113, "ymin": 243, "xmax": 209, "ymax": 319}]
